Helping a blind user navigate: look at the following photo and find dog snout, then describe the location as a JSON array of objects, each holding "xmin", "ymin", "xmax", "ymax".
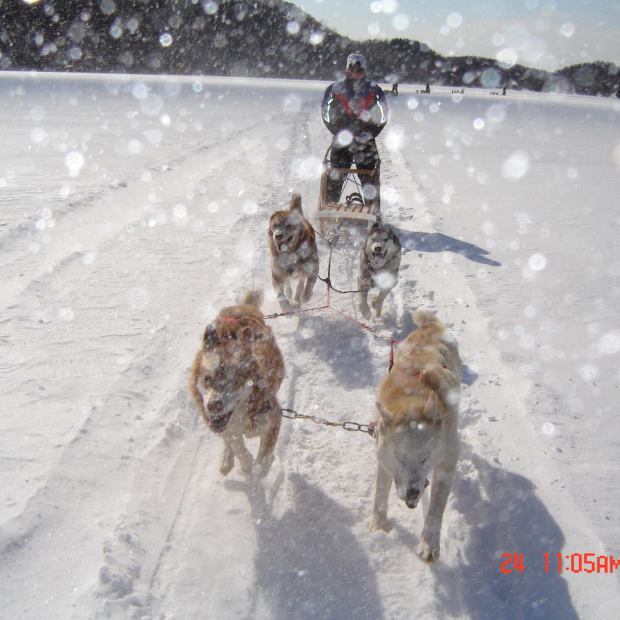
[
  {"xmin": 405, "ymin": 486, "xmax": 421, "ymax": 508},
  {"xmin": 207, "ymin": 399, "xmax": 224, "ymax": 414}
]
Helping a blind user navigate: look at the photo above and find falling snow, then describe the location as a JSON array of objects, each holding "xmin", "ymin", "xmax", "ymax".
[{"xmin": 0, "ymin": 70, "xmax": 619, "ymax": 620}]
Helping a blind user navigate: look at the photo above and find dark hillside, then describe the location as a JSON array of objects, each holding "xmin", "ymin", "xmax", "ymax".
[{"xmin": 1, "ymin": 0, "xmax": 618, "ymax": 95}]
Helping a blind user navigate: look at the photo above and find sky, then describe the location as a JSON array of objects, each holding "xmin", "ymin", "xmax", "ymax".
[{"xmin": 292, "ymin": 0, "xmax": 620, "ymax": 72}]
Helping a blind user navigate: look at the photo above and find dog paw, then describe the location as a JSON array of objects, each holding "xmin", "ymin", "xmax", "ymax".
[
  {"xmin": 278, "ymin": 298, "xmax": 294, "ymax": 314},
  {"xmin": 251, "ymin": 454, "xmax": 274, "ymax": 479},
  {"xmin": 369, "ymin": 514, "xmax": 392, "ymax": 533},
  {"xmin": 371, "ymin": 299, "xmax": 384, "ymax": 318},
  {"xmin": 219, "ymin": 448, "xmax": 234, "ymax": 476},
  {"xmin": 360, "ymin": 304, "xmax": 372, "ymax": 320},
  {"xmin": 219, "ymin": 462, "xmax": 234, "ymax": 476},
  {"xmin": 417, "ymin": 535, "xmax": 439, "ymax": 563}
]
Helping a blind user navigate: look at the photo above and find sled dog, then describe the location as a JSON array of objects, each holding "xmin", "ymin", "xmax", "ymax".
[
  {"xmin": 189, "ymin": 291, "xmax": 285, "ymax": 478},
  {"xmin": 268, "ymin": 193, "xmax": 319, "ymax": 313},
  {"xmin": 358, "ymin": 223, "xmax": 401, "ymax": 319},
  {"xmin": 370, "ymin": 311, "xmax": 461, "ymax": 563}
]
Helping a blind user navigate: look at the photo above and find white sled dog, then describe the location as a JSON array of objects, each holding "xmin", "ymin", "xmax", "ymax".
[
  {"xmin": 370, "ymin": 311, "xmax": 461, "ymax": 563},
  {"xmin": 268, "ymin": 193, "xmax": 319, "ymax": 313},
  {"xmin": 189, "ymin": 291, "xmax": 285, "ymax": 478},
  {"xmin": 358, "ymin": 222, "xmax": 401, "ymax": 319}
]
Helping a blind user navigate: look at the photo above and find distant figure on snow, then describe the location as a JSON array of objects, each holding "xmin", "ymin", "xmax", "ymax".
[{"xmin": 321, "ymin": 52, "xmax": 389, "ymax": 204}]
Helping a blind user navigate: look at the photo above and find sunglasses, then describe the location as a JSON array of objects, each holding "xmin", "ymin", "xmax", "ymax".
[{"xmin": 348, "ymin": 62, "xmax": 365, "ymax": 73}]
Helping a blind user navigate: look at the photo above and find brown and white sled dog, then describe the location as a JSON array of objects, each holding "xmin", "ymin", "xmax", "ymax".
[
  {"xmin": 358, "ymin": 223, "xmax": 401, "ymax": 319},
  {"xmin": 370, "ymin": 311, "xmax": 461, "ymax": 563},
  {"xmin": 268, "ymin": 193, "xmax": 319, "ymax": 313},
  {"xmin": 189, "ymin": 291, "xmax": 285, "ymax": 478}
]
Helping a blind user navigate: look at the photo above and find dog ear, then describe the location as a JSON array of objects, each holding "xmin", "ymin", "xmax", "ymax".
[
  {"xmin": 420, "ymin": 389, "xmax": 441, "ymax": 425},
  {"xmin": 420, "ymin": 380, "xmax": 441, "ymax": 424},
  {"xmin": 289, "ymin": 193, "xmax": 303, "ymax": 214},
  {"xmin": 376, "ymin": 402, "xmax": 391, "ymax": 427},
  {"xmin": 202, "ymin": 324, "xmax": 219, "ymax": 351},
  {"xmin": 420, "ymin": 366, "xmax": 443, "ymax": 394}
]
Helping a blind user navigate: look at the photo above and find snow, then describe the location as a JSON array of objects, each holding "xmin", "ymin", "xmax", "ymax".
[{"xmin": 1, "ymin": 70, "xmax": 619, "ymax": 619}]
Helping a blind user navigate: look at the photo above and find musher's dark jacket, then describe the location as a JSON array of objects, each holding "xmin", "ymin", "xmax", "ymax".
[{"xmin": 321, "ymin": 77, "xmax": 389, "ymax": 143}]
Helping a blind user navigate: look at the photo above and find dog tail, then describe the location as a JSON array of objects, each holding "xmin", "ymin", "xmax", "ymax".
[
  {"xmin": 289, "ymin": 192, "xmax": 303, "ymax": 213},
  {"xmin": 241, "ymin": 290, "xmax": 263, "ymax": 308},
  {"xmin": 414, "ymin": 311, "xmax": 440, "ymax": 327}
]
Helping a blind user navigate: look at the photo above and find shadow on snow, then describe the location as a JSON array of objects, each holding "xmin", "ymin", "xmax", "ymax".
[
  {"xmin": 292, "ymin": 314, "xmax": 380, "ymax": 390},
  {"xmin": 227, "ymin": 473, "xmax": 384, "ymax": 620},
  {"xmin": 395, "ymin": 228, "xmax": 502, "ymax": 267},
  {"xmin": 223, "ymin": 444, "xmax": 577, "ymax": 619},
  {"xmin": 432, "ymin": 444, "xmax": 577, "ymax": 619}
]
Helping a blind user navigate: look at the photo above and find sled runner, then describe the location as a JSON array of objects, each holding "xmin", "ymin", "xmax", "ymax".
[{"xmin": 317, "ymin": 145, "xmax": 381, "ymax": 240}]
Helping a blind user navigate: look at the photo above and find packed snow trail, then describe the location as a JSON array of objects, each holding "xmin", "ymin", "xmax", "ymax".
[{"xmin": 0, "ymin": 73, "xmax": 619, "ymax": 619}]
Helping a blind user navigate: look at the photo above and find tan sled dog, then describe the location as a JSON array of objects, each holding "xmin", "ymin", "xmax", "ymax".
[
  {"xmin": 268, "ymin": 193, "xmax": 319, "ymax": 313},
  {"xmin": 189, "ymin": 291, "xmax": 285, "ymax": 478},
  {"xmin": 370, "ymin": 311, "xmax": 461, "ymax": 563}
]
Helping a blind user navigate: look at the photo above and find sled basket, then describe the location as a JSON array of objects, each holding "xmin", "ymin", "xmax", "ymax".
[{"xmin": 317, "ymin": 146, "xmax": 381, "ymax": 241}]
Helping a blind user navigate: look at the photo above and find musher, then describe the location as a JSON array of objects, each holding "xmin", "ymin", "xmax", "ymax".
[{"xmin": 321, "ymin": 52, "xmax": 389, "ymax": 204}]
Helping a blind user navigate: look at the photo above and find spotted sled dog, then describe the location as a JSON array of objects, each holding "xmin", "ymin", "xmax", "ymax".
[{"xmin": 189, "ymin": 291, "xmax": 285, "ymax": 478}]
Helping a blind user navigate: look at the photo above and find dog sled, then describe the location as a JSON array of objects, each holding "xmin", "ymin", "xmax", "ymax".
[{"xmin": 317, "ymin": 145, "xmax": 381, "ymax": 240}]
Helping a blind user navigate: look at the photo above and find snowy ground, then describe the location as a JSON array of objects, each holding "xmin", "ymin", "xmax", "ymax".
[{"xmin": 1, "ymin": 71, "xmax": 619, "ymax": 619}]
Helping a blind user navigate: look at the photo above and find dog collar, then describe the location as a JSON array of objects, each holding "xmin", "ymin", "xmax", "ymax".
[{"xmin": 368, "ymin": 420, "xmax": 377, "ymax": 439}]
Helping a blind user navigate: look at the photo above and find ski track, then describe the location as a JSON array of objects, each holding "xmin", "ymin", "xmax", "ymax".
[{"xmin": 1, "ymin": 75, "xmax": 619, "ymax": 619}]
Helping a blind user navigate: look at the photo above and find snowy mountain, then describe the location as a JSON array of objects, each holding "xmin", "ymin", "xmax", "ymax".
[
  {"xmin": 2, "ymin": 0, "xmax": 618, "ymax": 94},
  {"xmin": 0, "ymin": 70, "xmax": 619, "ymax": 618}
]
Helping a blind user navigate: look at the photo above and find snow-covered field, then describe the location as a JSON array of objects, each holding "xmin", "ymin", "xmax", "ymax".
[{"xmin": 1, "ymin": 70, "xmax": 619, "ymax": 619}]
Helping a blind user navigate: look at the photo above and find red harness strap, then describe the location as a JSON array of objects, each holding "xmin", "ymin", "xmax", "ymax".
[{"xmin": 334, "ymin": 91, "xmax": 377, "ymax": 117}]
